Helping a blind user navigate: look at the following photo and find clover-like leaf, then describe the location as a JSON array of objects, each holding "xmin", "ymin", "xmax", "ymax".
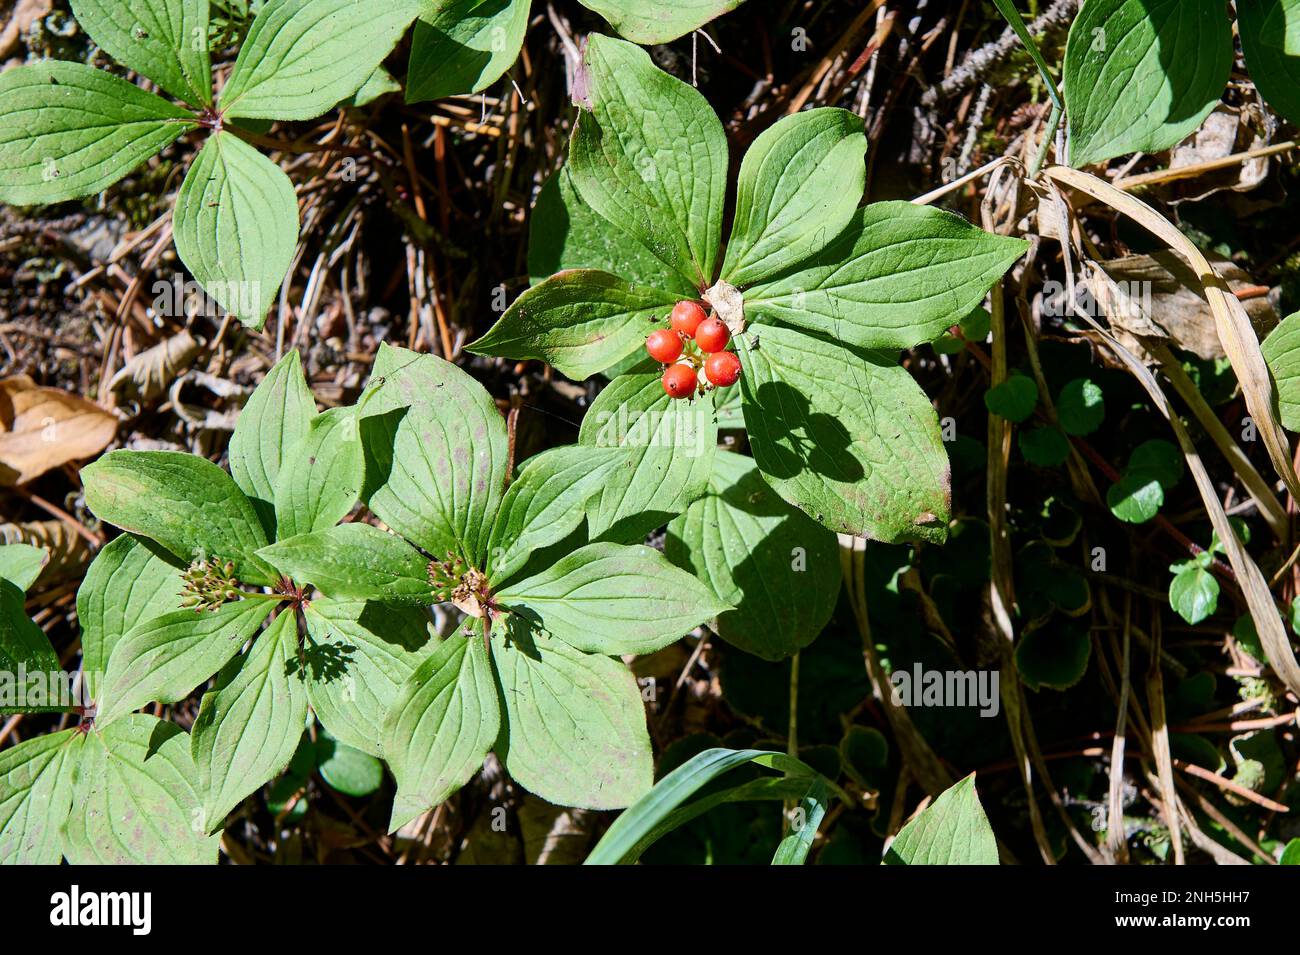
[
  {"xmin": 383, "ymin": 625, "xmax": 499, "ymax": 830},
  {"xmin": 219, "ymin": 0, "xmax": 424, "ymax": 120},
  {"xmin": 173, "ymin": 130, "xmax": 299, "ymax": 330},
  {"xmin": 0, "ymin": 60, "xmax": 194, "ymax": 205},
  {"xmin": 1063, "ymin": 0, "xmax": 1231, "ymax": 166},
  {"xmin": 497, "ymin": 541, "xmax": 730, "ymax": 655},
  {"xmin": 405, "ymin": 0, "xmax": 530, "ymax": 103},
  {"xmin": 738, "ymin": 325, "xmax": 950, "ymax": 543},
  {"xmin": 69, "ymin": 0, "xmax": 213, "ymax": 106},
  {"xmin": 568, "ymin": 33, "xmax": 727, "ymax": 292}
]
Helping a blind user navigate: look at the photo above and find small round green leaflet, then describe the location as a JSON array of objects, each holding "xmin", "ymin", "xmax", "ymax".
[
  {"xmin": 1015, "ymin": 623, "xmax": 1092, "ymax": 692},
  {"xmin": 1168, "ymin": 557, "xmax": 1220, "ymax": 625},
  {"xmin": 584, "ymin": 747, "xmax": 841, "ymax": 865},
  {"xmin": 1018, "ymin": 425, "xmax": 1070, "ymax": 467},
  {"xmin": 317, "ymin": 735, "xmax": 385, "ymax": 797},
  {"xmin": 1056, "ymin": 378, "xmax": 1105, "ymax": 435},
  {"xmin": 983, "ymin": 374, "xmax": 1038, "ymax": 422}
]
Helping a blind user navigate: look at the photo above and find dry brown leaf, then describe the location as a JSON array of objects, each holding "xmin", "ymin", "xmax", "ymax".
[
  {"xmin": 108, "ymin": 328, "xmax": 201, "ymax": 402},
  {"xmin": 1093, "ymin": 250, "xmax": 1278, "ymax": 361},
  {"xmin": 0, "ymin": 376, "xmax": 117, "ymax": 485}
]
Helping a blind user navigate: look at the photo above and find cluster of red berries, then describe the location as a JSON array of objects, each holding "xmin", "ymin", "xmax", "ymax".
[{"xmin": 646, "ymin": 301, "xmax": 742, "ymax": 400}]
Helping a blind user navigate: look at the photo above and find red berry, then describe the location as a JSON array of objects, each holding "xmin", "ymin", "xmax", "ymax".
[
  {"xmin": 670, "ymin": 301, "xmax": 707, "ymax": 338},
  {"xmin": 661, "ymin": 363, "xmax": 697, "ymax": 399},
  {"xmin": 704, "ymin": 351, "xmax": 742, "ymax": 387},
  {"xmin": 646, "ymin": 328, "xmax": 683, "ymax": 363},
  {"xmin": 694, "ymin": 317, "xmax": 730, "ymax": 353}
]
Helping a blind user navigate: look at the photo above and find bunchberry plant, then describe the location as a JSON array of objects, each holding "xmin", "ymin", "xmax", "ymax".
[
  {"xmin": 1063, "ymin": 0, "xmax": 1300, "ymax": 165},
  {"xmin": 471, "ymin": 34, "xmax": 1028, "ymax": 543},
  {"xmin": 255, "ymin": 344, "xmax": 730, "ymax": 827},
  {"xmin": 406, "ymin": 0, "xmax": 747, "ymax": 102},
  {"xmin": 0, "ymin": 0, "xmax": 422, "ymax": 328},
  {"xmin": 55, "ymin": 348, "xmax": 426, "ymax": 857}
]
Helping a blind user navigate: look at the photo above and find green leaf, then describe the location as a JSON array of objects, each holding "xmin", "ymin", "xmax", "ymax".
[
  {"xmin": 81, "ymin": 449, "xmax": 276, "ymax": 585},
  {"xmin": 983, "ymin": 374, "xmax": 1038, "ymax": 422},
  {"xmin": 884, "ymin": 774, "xmax": 997, "ymax": 864},
  {"xmin": 664, "ymin": 450, "xmax": 841, "ymax": 661},
  {"xmin": 738, "ymin": 325, "xmax": 950, "ymax": 543},
  {"xmin": 0, "ymin": 60, "xmax": 194, "ymax": 205},
  {"xmin": 1056, "ymin": 377, "xmax": 1105, "ymax": 435},
  {"xmin": 1239, "ymin": 0, "xmax": 1300, "ymax": 128},
  {"xmin": 1018, "ymin": 425, "xmax": 1070, "ymax": 467},
  {"xmin": 96, "ymin": 596, "xmax": 279, "ymax": 726},
  {"xmin": 173, "ymin": 130, "xmax": 298, "ymax": 330},
  {"xmin": 584, "ymin": 747, "xmax": 825, "ymax": 864},
  {"xmin": 493, "ymin": 623, "xmax": 652, "ymax": 809},
  {"xmin": 273, "ymin": 407, "xmax": 364, "ymax": 539},
  {"xmin": 1262, "ymin": 311, "xmax": 1300, "ymax": 431},
  {"xmin": 578, "ymin": 369, "xmax": 717, "ymax": 542},
  {"xmin": 364, "ymin": 348, "xmax": 509, "ymax": 565},
  {"xmin": 346, "ymin": 65, "xmax": 401, "ymax": 107},
  {"xmin": 77, "ymin": 533, "xmax": 183, "ymax": 701},
  {"xmin": 0, "ymin": 729, "xmax": 81, "ymax": 864},
  {"xmin": 1128, "ymin": 438, "xmax": 1183, "ymax": 489},
  {"xmin": 220, "ymin": 0, "xmax": 424, "ymax": 120},
  {"xmin": 580, "ymin": 0, "xmax": 744, "ymax": 44},
  {"xmin": 1168, "ymin": 561, "xmax": 1218, "ymax": 625},
  {"xmin": 744, "ymin": 203, "xmax": 1027, "ymax": 351},
  {"xmin": 191, "ymin": 608, "xmax": 308, "ymax": 831},
  {"xmin": 485, "ymin": 445, "xmax": 627, "ymax": 585},
  {"xmin": 383, "ymin": 626, "xmax": 498, "ymax": 829},
  {"xmin": 1063, "ymin": 0, "xmax": 1231, "ymax": 166},
  {"xmin": 229, "ymin": 349, "xmax": 319, "ymax": 535},
  {"xmin": 1281, "ymin": 838, "xmax": 1300, "ymax": 865},
  {"xmin": 316, "ymin": 734, "xmax": 383, "ymax": 796},
  {"xmin": 1016, "ymin": 622, "xmax": 1092, "ymax": 691},
  {"xmin": 721, "ymin": 108, "xmax": 866, "ymax": 288},
  {"xmin": 302, "ymin": 598, "xmax": 434, "ymax": 757},
  {"xmin": 528, "ymin": 167, "xmax": 693, "ymax": 295},
  {"xmin": 259, "ymin": 523, "xmax": 435, "ymax": 604},
  {"xmin": 69, "ymin": 0, "xmax": 213, "ymax": 106},
  {"xmin": 468, "ymin": 269, "xmax": 678, "ymax": 381},
  {"xmin": 405, "ymin": 0, "xmax": 530, "ymax": 103},
  {"xmin": 568, "ymin": 33, "xmax": 727, "ymax": 291},
  {"xmin": 498, "ymin": 541, "xmax": 729, "ymax": 655},
  {"xmin": 1106, "ymin": 470, "xmax": 1163, "ymax": 523},
  {"xmin": 0, "ymin": 544, "xmax": 47, "ymax": 592},
  {"xmin": 0, "ymin": 578, "xmax": 58, "ymax": 713},
  {"xmin": 64, "ymin": 714, "xmax": 220, "ymax": 864}
]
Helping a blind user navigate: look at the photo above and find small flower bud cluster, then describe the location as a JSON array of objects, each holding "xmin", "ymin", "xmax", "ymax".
[
  {"xmin": 427, "ymin": 551, "xmax": 468, "ymax": 600},
  {"xmin": 180, "ymin": 557, "xmax": 242, "ymax": 613}
]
